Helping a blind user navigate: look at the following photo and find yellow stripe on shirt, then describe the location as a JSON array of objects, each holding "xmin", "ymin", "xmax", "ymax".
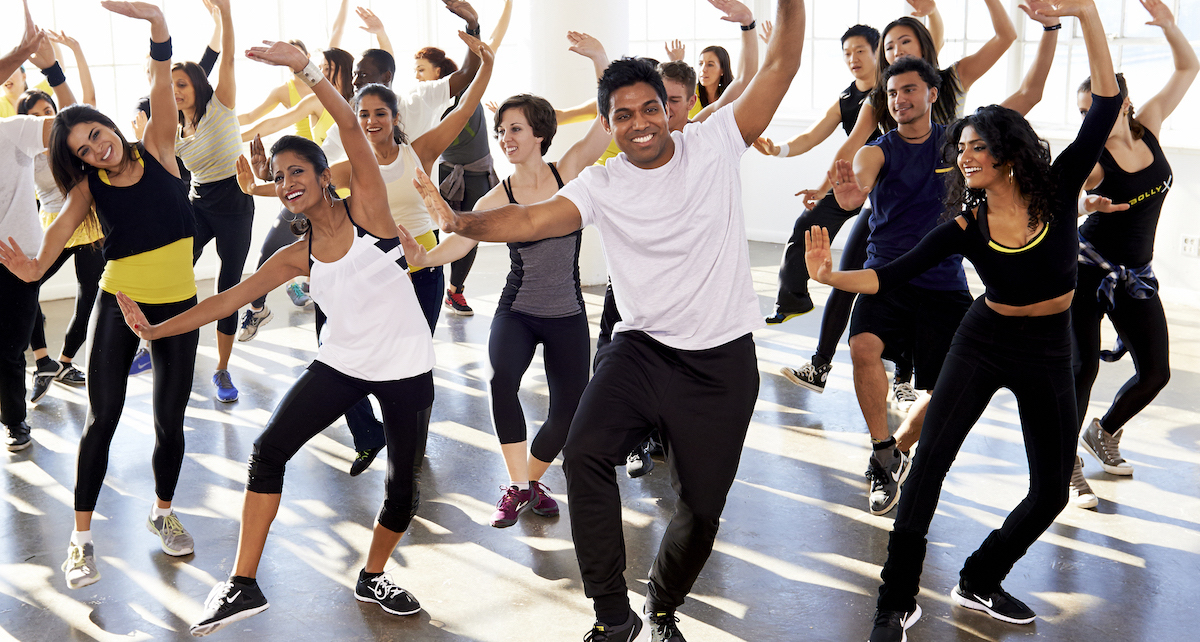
[{"xmin": 99, "ymin": 237, "xmax": 197, "ymax": 304}]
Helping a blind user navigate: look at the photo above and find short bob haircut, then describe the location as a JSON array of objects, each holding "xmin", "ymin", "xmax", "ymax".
[{"xmin": 493, "ymin": 94, "xmax": 557, "ymax": 156}]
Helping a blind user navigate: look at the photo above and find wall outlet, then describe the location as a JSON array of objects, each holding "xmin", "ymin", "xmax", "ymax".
[{"xmin": 1183, "ymin": 235, "xmax": 1200, "ymax": 258}]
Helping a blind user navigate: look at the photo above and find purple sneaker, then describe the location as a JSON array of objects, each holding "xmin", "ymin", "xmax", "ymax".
[
  {"xmin": 530, "ymin": 481, "xmax": 559, "ymax": 517},
  {"xmin": 490, "ymin": 485, "xmax": 533, "ymax": 528}
]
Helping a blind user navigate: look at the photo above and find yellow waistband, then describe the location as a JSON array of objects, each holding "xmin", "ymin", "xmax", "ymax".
[
  {"xmin": 99, "ymin": 237, "xmax": 197, "ymax": 304},
  {"xmin": 410, "ymin": 229, "xmax": 437, "ymax": 273}
]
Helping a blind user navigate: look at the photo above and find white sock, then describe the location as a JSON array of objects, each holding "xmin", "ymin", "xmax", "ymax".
[
  {"xmin": 510, "ymin": 481, "xmax": 529, "ymax": 491},
  {"xmin": 71, "ymin": 530, "xmax": 92, "ymax": 546},
  {"xmin": 151, "ymin": 505, "xmax": 172, "ymax": 519}
]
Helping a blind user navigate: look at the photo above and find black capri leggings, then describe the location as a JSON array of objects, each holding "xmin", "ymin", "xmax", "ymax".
[
  {"xmin": 489, "ymin": 309, "xmax": 590, "ymax": 463},
  {"xmin": 1071, "ymin": 264, "xmax": 1170, "ymax": 432},
  {"xmin": 251, "ymin": 207, "xmax": 304, "ymax": 310},
  {"xmin": 192, "ymin": 176, "xmax": 255, "ymax": 335},
  {"xmin": 439, "ymin": 166, "xmax": 493, "ymax": 291},
  {"xmin": 775, "ymin": 194, "xmax": 863, "ymax": 313},
  {"xmin": 246, "ymin": 361, "xmax": 434, "ymax": 533},
  {"xmin": 30, "ymin": 243, "xmax": 105, "ymax": 360},
  {"xmin": 878, "ymin": 299, "xmax": 1077, "ymax": 612},
  {"xmin": 76, "ymin": 291, "xmax": 198, "ymax": 512}
]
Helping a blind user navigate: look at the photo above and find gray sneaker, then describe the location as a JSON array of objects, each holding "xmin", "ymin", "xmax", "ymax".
[
  {"xmin": 1081, "ymin": 419, "xmax": 1133, "ymax": 475},
  {"xmin": 62, "ymin": 541, "xmax": 101, "ymax": 589},
  {"xmin": 147, "ymin": 511, "xmax": 195, "ymax": 556},
  {"xmin": 1070, "ymin": 455, "xmax": 1098, "ymax": 509},
  {"xmin": 237, "ymin": 306, "xmax": 273, "ymax": 342},
  {"xmin": 867, "ymin": 446, "xmax": 911, "ymax": 515},
  {"xmin": 891, "ymin": 381, "xmax": 920, "ymax": 413}
]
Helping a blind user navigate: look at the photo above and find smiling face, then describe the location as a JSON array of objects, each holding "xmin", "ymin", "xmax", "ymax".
[
  {"xmin": 662, "ymin": 78, "xmax": 695, "ymax": 132},
  {"xmin": 357, "ymin": 93, "xmax": 398, "ymax": 147},
  {"xmin": 604, "ymin": 81, "xmax": 672, "ymax": 169},
  {"xmin": 883, "ymin": 25, "xmax": 922, "ymax": 65},
  {"xmin": 698, "ymin": 51, "xmax": 722, "ymax": 89},
  {"xmin": 414, "ymin": 58, "xmax": 440, "ymax": 82},
  {"xmin": 843, "ymin": 36, "xmax": 877, "ymax": 83},
  {"xmin": 271, "ymin": 150, "xmax": 329, "ymax": 214},
  {"xmin": 496, "ymin": 107, "xmax": 543, "ymax": 165},
  {"xmin": 3, "ymin": 68, "xmax": 26, "ymax": 100},
  {"xmin": 171, "ymin": 69, "xmax": 195, "ymax": 112},
  {"xmin": 956, "ymin": 124, "xmax": 1007, "ymax": 189},
  {"xmin": 65, "ymin": 121, "xmax": 125, "ymax": 170},
  {"xmin": 886, "ymin": 70, "xmax": 936, "ymax": 126}
]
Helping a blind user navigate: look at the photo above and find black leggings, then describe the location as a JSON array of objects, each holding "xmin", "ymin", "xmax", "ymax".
[
  {"xmin": 246, "ymin": 361, "xmax": 434, "ymax": 533},
  {"xmin": 76, "ymin": 291, "xmax": 199, "ymax": 511},
  {"xmin": 192, "ymin": 178, "xmax": 254, "ymax": 335},
  {"xmin": 1071, "ymin": 264, "xmax": 1170, "ymax": 433},
  {"xmin": 878, "ymin": 299, "xmax": 1076, "ymax": 612},
  {"xmin": 439, "ymin": 166, "xmax": 492, "ymax": 291},
  {"xmin": 30, "ymin": 243, "xmax": 105, "ymax": 360},
  {"xmin": 489, "ymin": 309, "xmax": 590, "ymax": 463},
  {"xmin": 251, "ymin": 207, "xmax": 304, "ymax": 310},
  {"xmin": 775, "ymin": 194, "xmax": 863, "ymax": 313},
  {"xmin": 0, "ymin": 267, "xmax": 39, "ymax": 427}
]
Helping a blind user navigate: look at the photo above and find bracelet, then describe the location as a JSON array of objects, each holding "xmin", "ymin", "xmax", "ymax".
[
  {"xmin": 741, "ymin": 20, "xmax": 756, "ymax": 32},
  {"xmin": 294, "ymin": 60, "xmax": 323, "ymax": 88},
  {"xmin": 775, "ymin": 143, "xmax": 790, "ymax": 158},
  {"xmin": 466, "ymin": 25, "xmax": 481, "ymax": 38},
  {"xmin": 41, "ymin": 61, "xmax": 66, "ymax": 87},
  {"xmin": 1044, "ymin": 23, "xmax": 1062, "ymax": 32},
  {"xmin": 149, "ymin": 37, "xmax": 172, "ymax": 62}
]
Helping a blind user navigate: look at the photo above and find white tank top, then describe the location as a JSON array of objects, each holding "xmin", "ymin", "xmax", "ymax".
[
  {"xmin": 380, "ymin": 144, "xmax": 434, "ymax": 237},
  {"xmin": 309, "ymin": 205, "xmax": 435, "ymax": 381}
]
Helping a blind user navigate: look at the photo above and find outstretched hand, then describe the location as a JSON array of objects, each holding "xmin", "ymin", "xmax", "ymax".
[
  {"xmin": 235, "ymin": 155, "xmax": 256, "ymax": 195},
  {"xmin": 245, "ymin": 40, "xmax": 308, "ymax": 72},
  {"xmin": 115, "ymin": 292, "xmax": 155, "ymax": 340},
  {"xmin": 758, "ymin": 20, "xmax": 773, "ymax": 44},
  {"xmin": 0, "ymin": 237, "xmax": 40, "ymax": 283},
  {"xmin": 413, "ymin": 167, "xmax": 460, "ymax": 233},
  {"xmin": 27, "ymin": 26, "xmax": 57, "ymax": 70},
  {"xmin": 1024, "ymin": 0, "xmax": 1097, "ymax": 19},
  {"xmin": 356, "ymin": 6, "xmax": 386, "ymax": 34},
  {"xmin": 794, "ymin": 188, "xmax": 824, "ymax": 210},
  {"xmin": 664, "ymin": 39, "xmax": 685, "ymax": 62},
  {"xmin": 249, "ymin": 134, "xmax": 270, "ymax": 181},
  {"xmin": 707, "ymin": 0, "xmax": 754, "ymax": 26},
  {"xmin": 442, "ymin": 0, "xmax": 480, "ymax": 30},
  {"xmin": 1018, "ymin": 3, "xmax": 1062, "ymax": 27},
  {"xmin": 100, "ymin": 1, "xmax": 165, "ymax": 22},
  {"xmin": 456, "ymin": 31, "xmax": 493, "ymax": 66},
  {"xmin": 1140, "ymin": 0, "xmax": 1175, "ymax": 28},
  {"xmin": 395, "ymin": 223, "xmax": 429, "ymax": 268},
  {"xmin": 752, "ymin": 136, "xmax": 779, "ymax": 156},
  {"xmin": 828, "ymin": 159, "xmax": 871, "ymax": 210},
  {"xmin": 485, "ymin": 100, "xmax": 500, "ymax": 114},
  {"xmin": 906, "ymin": 0, "xmax": 938, "ymax": 18},
  {"xmin": 567, "ymin": 31, "xmax": 606, "ymax": 62},
  {"xmin": 46, "ymin": 30, "xmax": 82, "ymax": 52},
  {"xmin": 1083, "ymin": 195, "xmax": 1131, "ymax": 214},
  {"xmin": 804, "ymin": 225, "xmax": 834, "ymax": 286}
]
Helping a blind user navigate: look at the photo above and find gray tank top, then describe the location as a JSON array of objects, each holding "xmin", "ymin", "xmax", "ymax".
[{"xmin": 439, "ymin": 101, "xmax": 491, "ymax": 166}]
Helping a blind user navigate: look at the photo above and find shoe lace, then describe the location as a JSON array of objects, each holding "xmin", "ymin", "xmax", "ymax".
[
  {"xmin": 61, "ymin": 544, "xmax": 86, "ymax": 572},
  {"xmin": 1097, "ymin": 429, "xmax": 1126, "ymax": 463},
  {"xmin": 240, "ymin": 310, "xmax": 256, "ymax": 329},
  {"xmin": 893, "ymin": 382, "xmax": 918, "ymax": 404},
  {"xmin": 204, "ymin": 581, "xmax": 238, "ymax": 610},
  {"xmin": 367, "ymin": 575, "xmax": 408, "ymax": 601},
  {"xmin": 215, "ymin": 370, "xmax": 234, "ymax": 389},
  {"xmin": 1071, "ymin": 459, "xmax": 1093, "ymax": 494},
  {"xmin": 161, "ymin": 513, "xmax": 187, "ymax": 538},
  {"xmin": 650, "ymin": 611, "xmax": 681, "ymax": 638},
  {"xmin": 495, "ymin": 486, "xmax": 521, "ymax": 511},
  {"xmin": 448, "ymin": 291, "xmax": 468, "ymax": 306},
  {"xmin": 583, "ymin": 625, "xmax": 610, "ymax": 642},
  {"xmin": 865, "ymin": 459, "xmax": 887, "ymax": 492}
]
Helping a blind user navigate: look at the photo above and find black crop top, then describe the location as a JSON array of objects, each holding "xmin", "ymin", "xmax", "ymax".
[
  {"xmin": 874, "ymin": 94, "xmax": 1123, "ymax": 307},
  {"xmin": 1079, "ymin": 128, "xmax": 1172, "ymax": 267},
  {"xmin": 87, "ymin": 144, "xmax": 197, "ymax": 261}
]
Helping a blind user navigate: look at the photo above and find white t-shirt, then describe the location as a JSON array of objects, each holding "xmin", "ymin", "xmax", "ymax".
[
  {"xmin": 322, "ymin": 77, "xmax": 453, "ymax": 165},
  {"xmin": 558, "ymin": 107, "xmax": 763, "ymax": 351},
  {"xmin": 0, "ymin": 116, "xmax": 46, "ymax": 257}
]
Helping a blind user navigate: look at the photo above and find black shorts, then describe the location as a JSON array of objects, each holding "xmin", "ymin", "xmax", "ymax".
[{"xmin": 849, "ymin": 284, "xmax": 972, "ymax": 390}]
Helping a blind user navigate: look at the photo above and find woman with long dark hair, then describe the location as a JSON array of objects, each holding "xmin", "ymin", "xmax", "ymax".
[
  {"xmin": 114, "ymin": 36, "xmax": 489, "ymax": 635},
  {"xmin": 1067, "ymin": 0, "xmax": 1197, "ymax": 508},
  {"xmin": 807, "ymin": 2, "xmax": 1119, "ymax": 638},
  {"xmin": 0, "ymin": 0, "xmax": 201, "ymax": 589}
]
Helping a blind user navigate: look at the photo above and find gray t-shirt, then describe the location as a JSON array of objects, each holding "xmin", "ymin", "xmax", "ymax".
[
  {"xmin": 0, "ymin": 116, "xmax": 46, "ymax": 257},
  {"xmin": 557, "ymin": 107, "xmax": 763, "ymax": 350}
]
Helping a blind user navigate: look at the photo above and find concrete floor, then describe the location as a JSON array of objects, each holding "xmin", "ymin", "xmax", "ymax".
[{"xmin": 3, "ymin": 241, "xmax": 1199, "ymax": 641}]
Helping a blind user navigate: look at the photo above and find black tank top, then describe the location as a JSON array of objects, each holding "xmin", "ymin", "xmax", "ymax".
[
  {"xmin": 498, "ymin": 163, "xmax": 585, "ymax": 318},
  {"xmin": 1080, "ymin": 129, "xmax": 1172, "ymax": 267},
  {"xmin": 840, "ymin": 81, "xmax": 881, "ymax": 143},
  {"xmin": 87, "ymin": 143, "xmax": 196, "ymax": 261}
]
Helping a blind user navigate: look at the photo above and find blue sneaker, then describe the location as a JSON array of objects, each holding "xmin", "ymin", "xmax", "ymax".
[
  {"xmin": 129, "ymin": 347, "xmax": 152, "ymax": 376},
  {"xmin": 213, "ymin": 369, "xmax": 238, "ymax": 403}
]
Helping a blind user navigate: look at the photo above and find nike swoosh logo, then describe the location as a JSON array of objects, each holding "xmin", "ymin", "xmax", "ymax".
[
  {"xmin": 228, "ymin": 590, "xmax": 242, "ymax": 603},
  {"xmin": 977, "ymin": 595, "xmax": 993, "ymax": 608},
  {"xmin": 891, "ymin": 469, "xmax": 902, "ymax": 483}
]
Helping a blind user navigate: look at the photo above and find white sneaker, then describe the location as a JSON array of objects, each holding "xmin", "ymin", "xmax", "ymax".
[
  {"xmin": 62, "ymin": 541, "xmax": 101, "ymax": 589},
  {"xmin": 1069, "ymin": 456, "xmax": 1098, "ymax": 509}
]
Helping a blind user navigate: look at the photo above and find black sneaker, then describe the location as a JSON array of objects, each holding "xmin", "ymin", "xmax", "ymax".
[
  {"xmin": 190, "ymin": 579, "xmax": 270, "ymax": 637},
  {"xmin": 868, "ymin": 605, "xmax": 921, "ymax": 642},
  {"xmin": 765, "ymin": 296, "xmax": 815, "ymax": 325},
  {"xmin": 30, "ymin": 360, "xmax": 62, "ymax": 403},
  {"xmin": 626, "ymin": 438, "xmax": 654, "ymax": 478},
  {"xmin": 584, "ymin": 610, "xmax": 643, "ymax": 641},
  {"xmin": 780, "ymin": 361, "xmax": 831, "ymax": 393},
  {"xmin": 648, "ymin": 610, "xmax": 685, "ymax": 641},
  {"xmin": 56, "ymin": 363, "xmax": 86, "ymax": 385},
  {"xmin": 951, "ymin": 583, "xmax": 1036, "ymax": 624},
  {"xmin": 5, "ymin": 422, "xmax": 32, "ymax": 451},
  {"xmin": 355, "ymin": 572, "xmax": 421, "ymax": 615},
  {"xmin": 444, "ymin": 288, "xmax": 474, "ymax": 316},
  {"xmin": 349, "ymin": 447, "xmax": 383, "ymax": 477},
  {"xmin": 867, "ymin": 447, "xmax": 911, "ymax": 515}
]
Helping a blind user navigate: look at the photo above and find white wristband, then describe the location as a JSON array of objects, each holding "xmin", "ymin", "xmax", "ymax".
[
  {"xmin": 295, "ymin": 60, "xmax": 323, "ymax": 88},
  {"xmin": 775, "ymin": 142, "xmax": 790, "ymax": 158}
]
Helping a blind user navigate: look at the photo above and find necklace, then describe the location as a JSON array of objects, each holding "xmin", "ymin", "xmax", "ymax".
[{"xmin": 897, "ymin": 125, "xmax": 931, "ymax": 141}]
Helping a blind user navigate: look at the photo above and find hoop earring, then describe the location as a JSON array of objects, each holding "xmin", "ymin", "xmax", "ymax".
[
  {"xmin": 322, "ymin": 184, "xmax": 334, "ymax": 209},
  {"xmin": 1008, "ymin": 168, "xmax": 1014, "ymax": 185}
]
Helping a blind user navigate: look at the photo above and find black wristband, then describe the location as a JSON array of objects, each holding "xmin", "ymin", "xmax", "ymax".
[
  {"xmin": 1043, "ymin": 23, "xmax": 1062, "ymax": 32},
  {"xmin": 41, "ymin": 61, "xmax": 66, "ymax": 87},
  {"xmin": 149, "ymin": 37, "xmax": 172, "ymax": 62},
  {"xmin": 741, "ymin": 20, "xmax": 756, "ymax": 31},
  {"xmin": 466, "ymin": 25, "xmax": 481, "ymax": 38}
]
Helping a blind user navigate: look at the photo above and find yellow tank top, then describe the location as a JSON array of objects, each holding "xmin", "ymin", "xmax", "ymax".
[
  {"xmin": 313, "ymin": 109, "xmax": 335, "ymax": 146},
  {"xmin": 99, "ymin": 237, "xmax": 197, "ymax": 304},
  {"xmin": 286, "ymin": 80, "xmax": 314, "ymax": 141},
  {"xmin": 41, "ymin": 210, "xmax": 104, "ymax": 248}
]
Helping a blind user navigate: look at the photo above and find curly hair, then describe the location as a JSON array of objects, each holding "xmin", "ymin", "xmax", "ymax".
[
  {"xmin": 942, "ymin": 105, "xmax": 1054, "ymax": 229},
  {"xmin": 415, "ymin": 47, "xmax": 458, "ymax": 79}
]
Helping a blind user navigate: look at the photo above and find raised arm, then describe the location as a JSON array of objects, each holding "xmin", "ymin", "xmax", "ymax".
[
  {"xmin": 908, "ymin": 1, "xmax": 945, "ymax": 53},
  {"xmin": 954, "ymin": 0, "xmax": 1018, "ymax": 90},
  {"xmin": 202, "ymin": 0, "xmax": 221, "ymax": 60},
  {"xmin": 247, "ymin": 41, "xmax": 393, "ymax": 236},
  {"xmin": 1132, "ymin": 0, "xmax": 1199, "ymax": 135},
  {"xmin": 240, "ymin": 93, "xmax": 322, "ymax": 142},
  {"xmin": 356, "ymin": 6, "xmax": 394, "ymax": 56},
  {"xmin": 664, "ymin": 39, "xmax": 685, "ymax": 62},
  {"xmin": 27, "ymin": 28, "xmax": 76, "ymax": 109},
  {"xmin": 47, "ymin": 31, "xmax": 94, "ymax": 106},
  {"xmin": 999, "ymin": 5, "xmax": 1062, "ymax": 116},
  {"xmin": 237, "ymin": 84, "xmax": 291, "ymax": 126},
  {"xmin": 694, "ymin": 0, "xmax": 760, "ymax": 123},
  {"xmin": 414, "ymin": 168, "xmax": 582, "ymax": 243},
  {"xmin": 328, "ymin": 0, "xmax": 350, "ymax": 50},
  {"xmin": 444, "ymin": 1, "xmax": 483, "ymax": 96},
  {"xmin": 0, "ymin": 0, "xmax": 42, "ymax": 85},
  {"xmin": 209, "ymin": 0, "xmax": 235, "ymax": 109},
  {"xmin": 731, "ymin": 0, "xmax": 805, "ymax": 145},
  {"xmin": 103, "ymin": 2, "xmax": 174, "ymax": 170},
  {"xmin": 752, "ymin": 99, "xmax": 841, "ymax": 157},
  {"xmin": 555, "ymin": 32, "xmax": 612, "ymax": 179},
  {"xmin": 412, "ymin": 33, "xmax": 494, "ymax": 170},
  {"xmin": 488, "ymin": 0, "xmax": 514, "ymax": 52}
]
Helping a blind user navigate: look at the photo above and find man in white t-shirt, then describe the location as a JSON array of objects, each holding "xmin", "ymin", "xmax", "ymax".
[{"xmin": 413, "ymin": 2, "xmax": 808, "ymax": 639}]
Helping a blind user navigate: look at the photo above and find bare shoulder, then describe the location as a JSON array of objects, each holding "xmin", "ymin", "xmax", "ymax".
[{"xmin": 472, "ymin": 183, "xmax": 509, "ymax": 212}]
